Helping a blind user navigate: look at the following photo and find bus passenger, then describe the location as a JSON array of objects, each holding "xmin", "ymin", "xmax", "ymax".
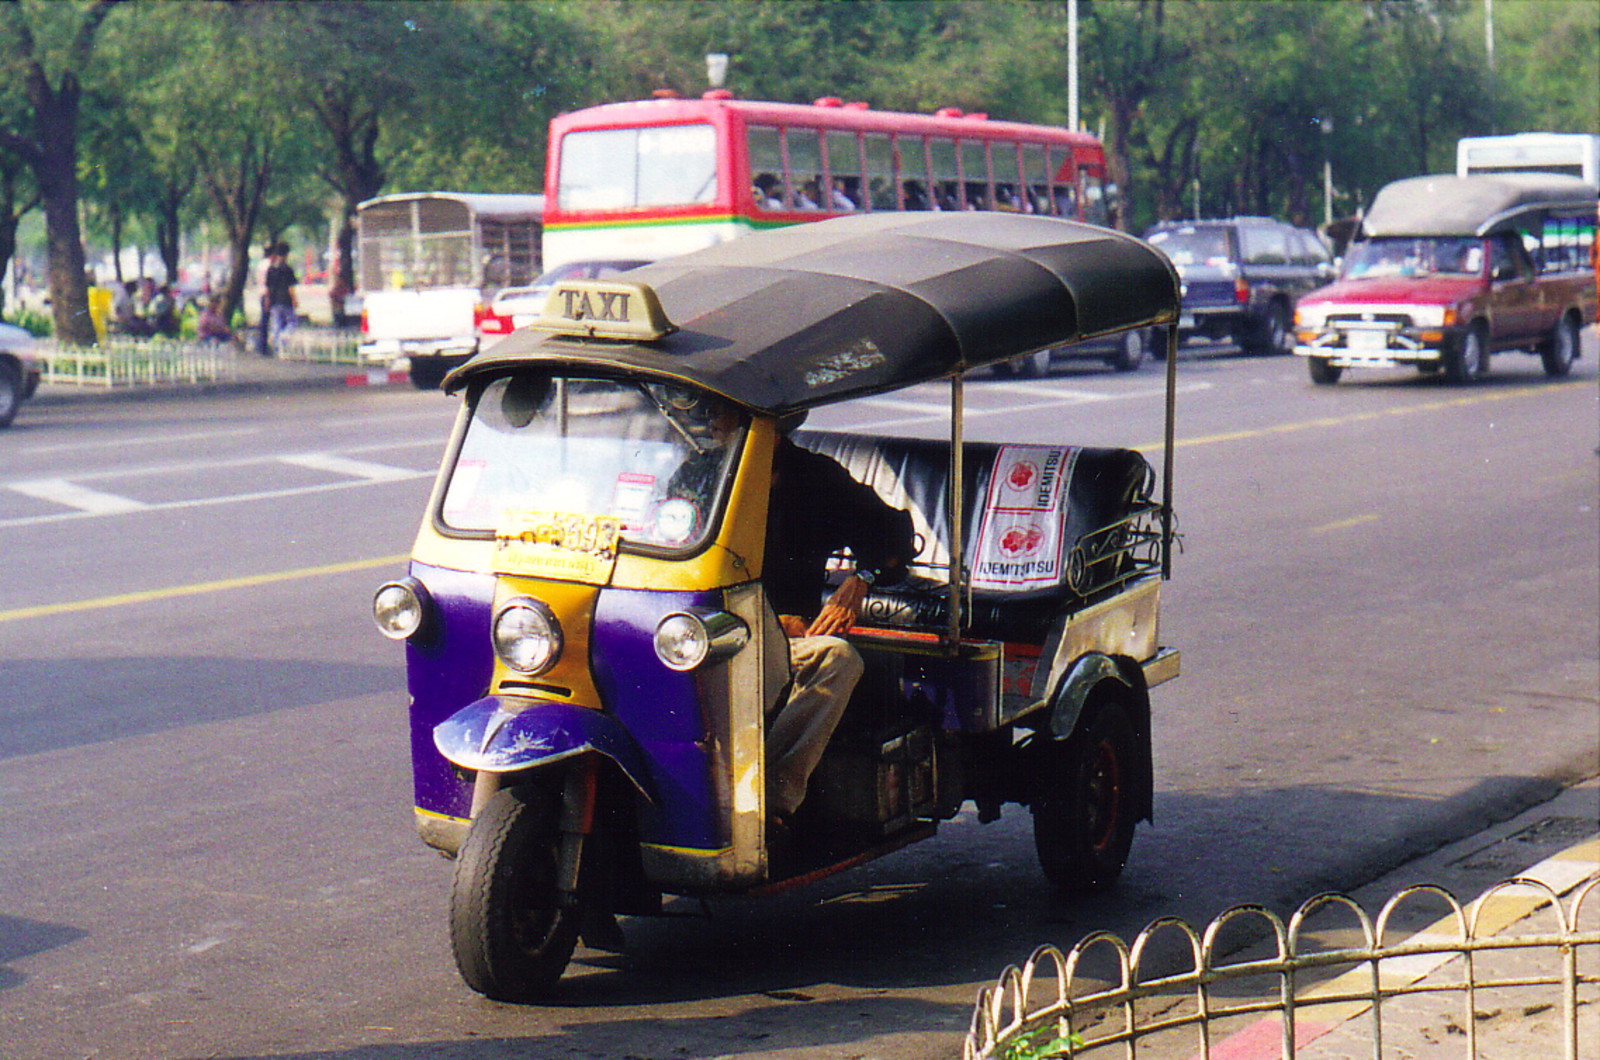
[{"xmin": 830, "ymin": 179, "xmax": 857, "ymax": 211}]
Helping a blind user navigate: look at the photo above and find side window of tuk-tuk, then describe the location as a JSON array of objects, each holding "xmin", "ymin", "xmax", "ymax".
[{"xmin": 439, "ymin": 376, "xmax": 747, "ymax": 554}]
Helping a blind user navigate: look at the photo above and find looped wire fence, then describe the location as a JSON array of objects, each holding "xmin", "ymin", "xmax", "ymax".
[{"xmin": 967, "ymin": 865, "xmax": 1599, "ymax": 1059}]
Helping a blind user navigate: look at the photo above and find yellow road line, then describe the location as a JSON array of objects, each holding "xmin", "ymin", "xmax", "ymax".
[
  {"xmin": 1142, "ymin": 377, "xmax": 1591, "ymax": 451},
  {"xmin": 0, "ymin": 554, "xmax": 410, "ymax": 625},
  {"xmin": 1310, "ymin": 513, "xmax": 1380, "ymax": 534}
]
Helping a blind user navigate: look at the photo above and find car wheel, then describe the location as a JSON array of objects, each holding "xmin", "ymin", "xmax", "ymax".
[
  {"xmin": 449, "ymin": 783, "xmax": 583, "ymax": 1002},
  {"xmin": 1307, "ymin": 357, "xmax": 1342, "ymax": 385},
  {"xmin": 408, "ymin": 358, "xmax": 449, "ymax": 390},
  {"xmin": 1106, "ymin": 329, "xmax": 1147, "ymax": 372},
  {"xmin": 1243, "ymin": 302, "xmax": 1291, "ymax": 356},
  {"xmin": 1444, "ymin": 326, "xmax": 1487, "ymax": 384},
  {"xmin": 1032, "ymin": 696, "xmax": 1139, "ymax": 894},
  {"xmin": 1011, "ymin": 348, "xmax": 1052, "ymax": 379},
  {"xmin": 1540, "ymin": 314, "xmax": 1579, "ymax": 378},
  {"xmin": 0, "ymin": 361, "xmax": 20, "ymax": 429}
]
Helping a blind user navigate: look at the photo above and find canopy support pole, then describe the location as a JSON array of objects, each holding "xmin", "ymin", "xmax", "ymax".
[
  {"xmin": 947, "ymin": 374, "xmax": 965, "ymax": 650},
  {"xmin": 1161, "ymin": 323, "xmax": 1177, "ymax": 578}
]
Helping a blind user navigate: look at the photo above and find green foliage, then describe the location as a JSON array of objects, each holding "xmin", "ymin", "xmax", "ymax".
[
  {"xmin": 3, "ymin": 305, "xmax": 52, "ymax": 338},
  {"xmin": 998, "ymin": 1026, "xmax": 1085, "ymax": 1060}
]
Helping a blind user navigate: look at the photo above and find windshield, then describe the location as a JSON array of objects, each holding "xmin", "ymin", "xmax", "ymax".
[
  {"xmin": 1343, "ymin": 237, "xmax": 1483, "ymax": 279},
  {"xmin": 440, "ymin": 376, "xmax": 747, "ymax": 553},
  {"xmin": 557, "ymin": 124, "xmax": 719, "ymax": 211},
  {"xmin": 1147, "ymin": 227, "xmax": 1234, "ymax": 267}
]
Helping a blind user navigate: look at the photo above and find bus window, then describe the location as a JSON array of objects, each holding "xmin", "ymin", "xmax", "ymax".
[
  {"xmin": 748, "ymin": 125, "xmax": 785, "ymax": 212},
  {"xmin": 558, "ymin": 124, "xmax": 718, "ymax": 210},
  {"xmin": 898, "ymin": 135, "xmax": 931, "ymax": 210},
  {"xmin": 787, "ymin": 128, "xmax": 825, "ymax": 210},
  {"xmin": 1080, "ymin": 167, "xmax": 1109, "ymax": 226},
  {"xmin": 479, "ymin": 219, "xmax": 541, "ymax": 289},
  {"xmin": 825, "ymin": 130, "xmax": 862, "ymax": 211},
  {"xmin": 961, "ymin": 141, "xmax": 989, "ymax": 210},
  {"xmin": 1022, "ymin": 144, "xmax": 1050, "ymax": 214},
  {"xmin": 930, "ymin": 137, "xmax": 960, "ymax": 211},
  {"xmin": 864, "ymin": 133, "xmax": 896, "ymax": 210},
  {"xmin": 1049, "ymin": 149, "xmax": 1077, "ymax": 217},
  {"xmin": 993, "ymin": 143, "xmax": 1024, "ymax": 212}
]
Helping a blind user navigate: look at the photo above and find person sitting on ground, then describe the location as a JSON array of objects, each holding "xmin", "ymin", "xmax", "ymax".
[
  {"xmin": 196, "ymin": 297, "xmax": 237, "ymax": 345},
  {"xmin": 147, "ymin": 284, "xmax": 179, "ymax": 337},
  {"xmin": 112, "ymin": 280, "xmax": 152, "ymax": 337}
]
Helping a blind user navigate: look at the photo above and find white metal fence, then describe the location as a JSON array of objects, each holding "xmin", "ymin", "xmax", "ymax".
[
  {"xmin": 967, "ymin": 865, "xmax": 1599, "ymax": 1060},
  {"xmin": 39, "ymin": 337, "xmax": 228, "ymax": 387}
]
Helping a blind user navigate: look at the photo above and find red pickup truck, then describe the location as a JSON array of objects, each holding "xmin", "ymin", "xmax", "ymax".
[{"xmin": 1293, "ymin": 173, "xmax": 1597, "ymax": 384}]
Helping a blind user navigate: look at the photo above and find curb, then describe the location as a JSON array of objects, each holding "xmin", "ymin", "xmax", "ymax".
[{"xmin": 28, "ymin": 362, "xmax": 404, "ymax": 407}]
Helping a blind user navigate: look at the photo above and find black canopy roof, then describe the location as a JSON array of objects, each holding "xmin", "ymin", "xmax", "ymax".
[{"xmin": 447, "ymin": 212, "xmax": 1180, "ymax": 414}]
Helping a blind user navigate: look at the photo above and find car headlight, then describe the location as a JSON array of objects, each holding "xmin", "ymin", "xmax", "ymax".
[
  {"xmin": 373, "ymin": 578, "xmax": 430, "ymax": 640},
  {"xmin": 493, "ymin": 597, "xmax": 563, "ymax": 674},
  {"xmin": 653, "ymin": 609, "xmax": 749, "ymax": 671}
]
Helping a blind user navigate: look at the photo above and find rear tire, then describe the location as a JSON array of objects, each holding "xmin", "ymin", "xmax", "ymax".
[
  {"xmin": 1243, "ymin": 302, "xmax": 1291, "ymax": 356},
  {"xmin": 0, "ymin": 362, "xmax": 20, "ymax": 429},
  {"xmin": 450, "ymin": 784, "xmax": 582, "ymax": 1002},
  {"xmin": 1106, "ymin": 330, "xmax": 1147, "ymax": 372},
  {"xmin": 1012, "ymin": 348, "xmax": 1052, "ymax": 378},
  {"xmin": 1540, "ymin": 315, "xmax": 1579, "ymax": 377},
  {"xmin": 1032, "ymin": 697, "xmax": 1139, "ymax": 894}
]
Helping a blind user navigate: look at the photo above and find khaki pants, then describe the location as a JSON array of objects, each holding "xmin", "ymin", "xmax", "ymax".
[{"xmin": 765, "ymin": 635, "xmax": 864, "ymax": 816}]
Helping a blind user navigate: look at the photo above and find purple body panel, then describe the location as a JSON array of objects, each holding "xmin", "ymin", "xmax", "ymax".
[
  {"xmin": 591, "ymin": 587, "xmax": 725, "ymax": 850},
  {"xmin": 404, "ymin": 560, "xmax": 725, "ymax": 851},
  {"xmin": 406, "ymin": 563, "xmax": 496, "ymax": 820}
]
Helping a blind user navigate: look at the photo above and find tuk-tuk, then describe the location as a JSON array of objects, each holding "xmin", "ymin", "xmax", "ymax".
[{"xmin": 373, "ymin": 212, "xmax": 1182, "ymax": 1001}]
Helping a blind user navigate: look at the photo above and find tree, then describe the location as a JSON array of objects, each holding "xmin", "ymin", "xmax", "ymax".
[{"xmin": 0, "ymin": 0, "xmax": 125, "ymax": 345}]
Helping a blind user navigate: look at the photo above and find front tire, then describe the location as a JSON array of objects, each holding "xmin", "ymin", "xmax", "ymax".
[
  {"xmin": 1540, "ymin": 314, "xmax": 1579, "ymax": 377},
  {"xmin": 1012, "ymin": 348, "xmax": 1053, "ymax": 379},
  {"xmin": 1307, "ymin": 357, "xmax": 1342, "ymax": 385},
  {"xmin": 450, "ymin": 784, "xmax": 582, "ymax": 1002},
  {"xmin": 1032, "ymin": 697, "xmax": 1140, "ymax": 894},
  {"xmin": 1444, "ymin": 326, "xmax": 1487, "ymax": 383}
]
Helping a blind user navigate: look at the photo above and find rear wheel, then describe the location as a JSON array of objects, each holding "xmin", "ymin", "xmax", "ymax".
[
  {"xmin": 1106, "ymin": 329, "xmax": 1147, "ymax": 372},
  {"xmin": 1032, "ymin": 697, "xmax": 1139, "ymax": 894},
  {"xmin": 450, "ymin": 784, "xmax": 582, "ymax": 1002},
  {"xmin": 1540, "ymin": 314, "xmax": 1579, "ymax": 377},
  {"xmin": 1012, "ymin": 348, "xmax": 1053, "ymax": 379},
  {"xmin": 1243, "ymin": 302, "xmax": 1291, "ymax": 356},
  {"xmin": 408, "ymin": 357, "xmax": 449, "ymax": 390},
  {"xmin": 0, "ymin": 362, "xmax": 20, "ymax": 429}
]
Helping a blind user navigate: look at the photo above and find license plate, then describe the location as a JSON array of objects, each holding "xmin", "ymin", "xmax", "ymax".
[{"xmin": 1346, "ymin": 329, "xmax": 1388, "ymax": 353}]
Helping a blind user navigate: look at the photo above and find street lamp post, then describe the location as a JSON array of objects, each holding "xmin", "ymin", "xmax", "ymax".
[{"xmin": 1321, "ymin": 116, "xmax": 1334, "ymax": 227}]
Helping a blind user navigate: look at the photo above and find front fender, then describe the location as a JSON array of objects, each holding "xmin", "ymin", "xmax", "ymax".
[{"xmin": 433, "ymin": 695, "xmax": 654, "ymax": 799}]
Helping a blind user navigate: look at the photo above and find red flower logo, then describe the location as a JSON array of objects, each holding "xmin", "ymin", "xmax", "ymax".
[
  {"xmin": 1000, "ymin": 524, "xmax": 1045, "ymax": 556},
  {"xmin": 1007, "ymin": 461, "xmax": 1037, "ymax": 490}
]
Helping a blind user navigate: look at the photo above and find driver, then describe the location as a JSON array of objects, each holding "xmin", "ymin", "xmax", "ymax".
[{"xmin": 763, "ymin": 413, "xmax": 915, "ymax": 828}]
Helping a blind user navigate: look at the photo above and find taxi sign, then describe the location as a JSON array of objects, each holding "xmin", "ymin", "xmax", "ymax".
[{"xmin": 535, "ymin": 279, "xmax": 675, "ymax": 341}]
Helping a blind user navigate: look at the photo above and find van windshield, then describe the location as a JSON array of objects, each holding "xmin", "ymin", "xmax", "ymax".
[{"xmin": 440, "ymin": 375, "xmax": 747, "ymax": 553}]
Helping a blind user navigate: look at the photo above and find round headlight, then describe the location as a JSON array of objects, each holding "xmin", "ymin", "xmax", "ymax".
[
  {"xmin": 493, "ymin": 597, "xmax": 562, "ymax": 674},
  {"xmin": 654, "ymin": 612, "xmax": 711, "ymax": 671},
  {"xmin": 373, "ymin": 579, "xmax": 427, "ymax": 640},
  {"xmin": 653, "ymin": 609, "xmax": 749, "ymax": 671}
]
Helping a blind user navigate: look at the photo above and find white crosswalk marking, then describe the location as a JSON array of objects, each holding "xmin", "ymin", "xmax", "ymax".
[
  {"xmin": 278, "ymin": 453, "xmax": 420, "ymax": 482},
  {"xmin": 7, "ymin": 478, "xmax": 149, "ymax": 515}
]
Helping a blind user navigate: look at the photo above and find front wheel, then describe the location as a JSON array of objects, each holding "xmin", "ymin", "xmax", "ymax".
[
  {"xmin": 449, "ymin": 784, "xmax": 582, "ymax": 1002},
  {"xmin": 1032, "ymin": 698, "xmax": 1140, "ymax": 894},
  {"xmin": 1541, "ymin": 314, "xmax": 1579, "ymax": 377},
  {"xmin": 1012, "ymin": 348, "xmax": 1053, "ymax": 379},
  {"xmin": 1444, "ymin": 327, "xmax": 1487, "ymax": 384},
  {"xmin": 1307, "ymin": 357, "xmax": 1342, "ymax": 385}
]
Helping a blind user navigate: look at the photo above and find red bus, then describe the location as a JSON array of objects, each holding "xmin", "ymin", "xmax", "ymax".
[{"xmin": 542, "ymin": 91, "xmax": 1114, "ymax": 272}]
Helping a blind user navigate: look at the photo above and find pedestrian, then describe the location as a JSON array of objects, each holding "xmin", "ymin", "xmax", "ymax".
[
  {"xmin": 147, "ymin": 284, "xmax": 179, "ymax": 337},
  {"xmin": 258, "ymin": 242, "xmax": 298, "ymax": 356}
]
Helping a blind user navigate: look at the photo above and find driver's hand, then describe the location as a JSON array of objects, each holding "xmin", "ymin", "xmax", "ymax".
[
  {"xmin": 805, "ymin": 573, "xmax": 869, "ymax": 637},
  {"xmin": 778, "ymin": 615, "xmax": 809, "ymax": 638}
]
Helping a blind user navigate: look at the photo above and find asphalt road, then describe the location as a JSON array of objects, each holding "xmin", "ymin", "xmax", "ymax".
[{"xmin": 1, "ymin": 338, "xmax": 1596, "ymax": 1059}]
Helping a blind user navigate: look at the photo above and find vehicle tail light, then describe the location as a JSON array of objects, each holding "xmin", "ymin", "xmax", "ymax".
[
  {"xmin": 1233, "ymin": 277, "xmax": 1250, "ymax": 304},
  {"xmin": 474, "ymin": 303, "xmax": 514, "ymax": 336},
  {"xmin": 359, "ymin": 309, "xmax": 369, "ymax": 334}
]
